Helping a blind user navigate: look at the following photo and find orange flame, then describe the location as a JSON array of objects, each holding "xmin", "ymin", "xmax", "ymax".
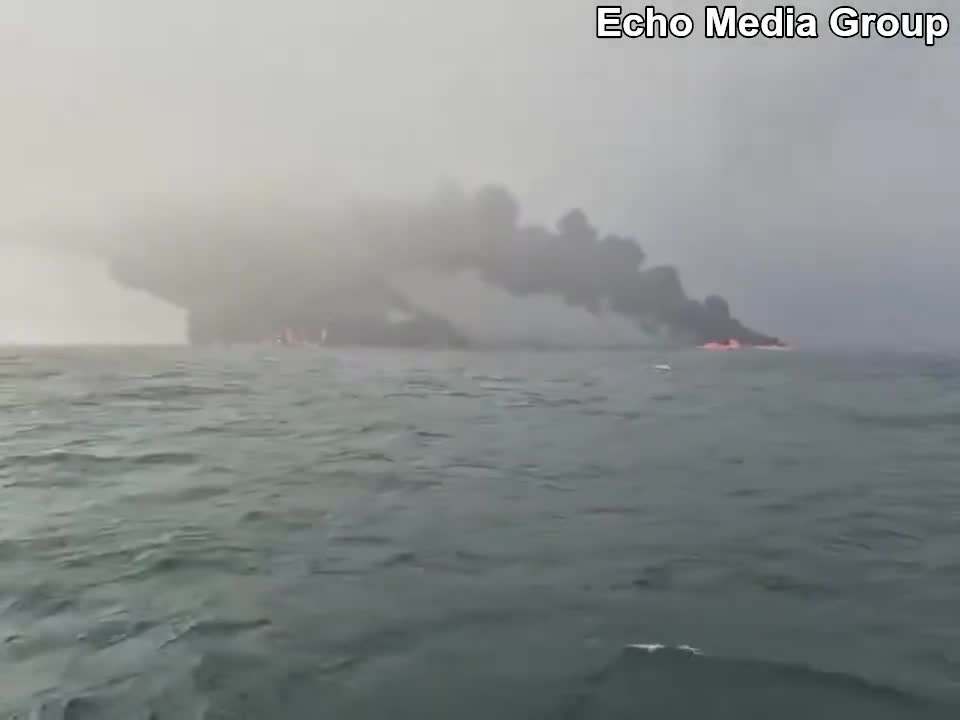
[{"xmin": 700, "ymin": 339, "xmax": 743, "ymax": 350}]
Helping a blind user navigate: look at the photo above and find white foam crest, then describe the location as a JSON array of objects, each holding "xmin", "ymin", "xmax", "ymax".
[{"xmin": 628, "ymin": 643, "xmax": 704, "ymax": 656}]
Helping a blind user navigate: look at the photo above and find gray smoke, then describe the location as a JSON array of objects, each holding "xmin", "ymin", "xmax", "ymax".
[
  {"xmin": 2, "ymin": 1, "xmax": 958, "ymax": 346},
  {"xmin": 99, "ymin": 183, "xmax": 780, "ymax": 345}
]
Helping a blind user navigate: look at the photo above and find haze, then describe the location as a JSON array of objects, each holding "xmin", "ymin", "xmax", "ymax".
[{"xmin": 2, "ymin": 1, "xmax": 958, "ymax": 348}]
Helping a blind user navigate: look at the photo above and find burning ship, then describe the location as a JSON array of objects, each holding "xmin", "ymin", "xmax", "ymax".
[{"xmin": 103, "ymin": 184, "xmax": 784, "ymax": 350}]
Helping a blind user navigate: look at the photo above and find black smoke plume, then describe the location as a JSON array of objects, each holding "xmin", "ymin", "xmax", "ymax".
[{"xmin": 106, "ymin": 184, "xmax": 782, "ymax": 347}]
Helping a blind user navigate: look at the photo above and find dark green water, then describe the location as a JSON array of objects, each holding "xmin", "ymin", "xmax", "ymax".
[{"xmin": 2, "ymin": 347, "xmax": 959, "ymax": 719}]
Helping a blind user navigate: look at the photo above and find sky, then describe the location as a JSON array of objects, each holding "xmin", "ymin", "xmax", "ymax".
[{"xmin": 1, "ymin": 1, "xmax": 958, "ymax": 347}]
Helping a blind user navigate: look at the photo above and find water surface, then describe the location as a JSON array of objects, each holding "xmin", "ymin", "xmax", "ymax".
[{"xmin": 1, "ymin": 347, "xmax": 958, "ymax": 718}]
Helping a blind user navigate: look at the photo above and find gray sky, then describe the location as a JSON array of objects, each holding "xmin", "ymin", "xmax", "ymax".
[{"xmin": 2, "ymin": 1, "xmax": 958, "ymax": 346}]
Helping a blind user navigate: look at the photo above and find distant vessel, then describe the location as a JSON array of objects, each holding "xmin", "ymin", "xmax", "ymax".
[
  {"xmin": 275, "ymin": 327, "xmax": 306, "ymax": 347},
  {"xmin": 701, "ymin": 339, "xmax": 743, "ymax": 351},
  {"xmin": 264, "ymin": 327, "xmax": 330, "ymax": 349},
  {"xmin": 654, "ymin": 364, "xmax": 672, "ymax": 372},
  {"xmin": 700, "ymin": 338, "xmax": 791, "ymax": 351}
]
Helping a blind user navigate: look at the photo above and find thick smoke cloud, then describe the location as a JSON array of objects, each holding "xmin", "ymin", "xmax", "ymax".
[
  {"xmin": 2, "ymin": 1, "xmax": 958, "ymax": 346},
  {"xmin": 105, "ymin": 184, "xmax": 780, "ymax": 346}
]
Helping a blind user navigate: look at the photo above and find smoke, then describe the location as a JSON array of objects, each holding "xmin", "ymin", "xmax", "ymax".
[
  {"xmin": 2, "ymin": 0, "xmax": 958, "ymax": 346},
  {"xmin": 392, "ymin": 269, "xmax": 657, "ymax": 347},
  {"xmin": 97, "ymin": 183, "xmax": 780, "ymax": 346}
]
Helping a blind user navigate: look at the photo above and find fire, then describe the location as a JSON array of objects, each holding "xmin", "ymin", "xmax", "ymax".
[
  {"xmin": 700, "ymin": 339, "xmax": 742, "ymax": 350},
  {"xmin": 699, "ymin": 338, "xmax": 791, "ymax": 351}
]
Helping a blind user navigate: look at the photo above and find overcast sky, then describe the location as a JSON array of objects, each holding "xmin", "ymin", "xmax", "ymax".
[{"xmin": 2, "ymin": 1, "xmax": 958, "ymax": 346}]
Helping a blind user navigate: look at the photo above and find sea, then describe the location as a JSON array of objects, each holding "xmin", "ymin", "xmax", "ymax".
[{"xmin": 1, "ymin": 346, "xmax": 959, "ymax": 719}]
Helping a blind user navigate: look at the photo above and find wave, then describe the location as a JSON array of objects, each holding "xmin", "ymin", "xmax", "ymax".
[
  {"xmin": 557, "ymin": 644, "xmax": 954, "ymax": 719},
  {"xmin": 849, "ymin": 410, "xmax": 960, "ymax": 429},
  {"xmin": 72, "ymin": 383, "xmax": 249, "ymax": 406},
  {"xmin": 1, "ymin": 450, "xmax": 198, "ymax": 470}
]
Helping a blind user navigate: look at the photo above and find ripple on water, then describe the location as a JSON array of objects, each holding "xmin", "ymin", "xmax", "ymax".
[
  {"xmin": 1, "ymin": 451, "xmax": 199, "ymax": 470},
  {"xmin": 3, "ymin": 348, "xmax": 960, "ymax": 717},
  {"xmin": 558, "ymin": 646, "xmax": 954, "ymax": 720}
]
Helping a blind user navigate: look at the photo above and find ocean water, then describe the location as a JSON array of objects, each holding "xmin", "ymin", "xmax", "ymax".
[{"xmin": 1, "ymin": 346, "xmax": 959, "ymax": 719}]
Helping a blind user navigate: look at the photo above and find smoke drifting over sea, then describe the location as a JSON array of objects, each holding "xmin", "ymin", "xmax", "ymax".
[
  {"xmin": 104, "ymin": 184, "xmax": 781, "ymax": 347},
  {"xmin": 3, "ymin": 1, "xmax": 959, "ymax": 347}
]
